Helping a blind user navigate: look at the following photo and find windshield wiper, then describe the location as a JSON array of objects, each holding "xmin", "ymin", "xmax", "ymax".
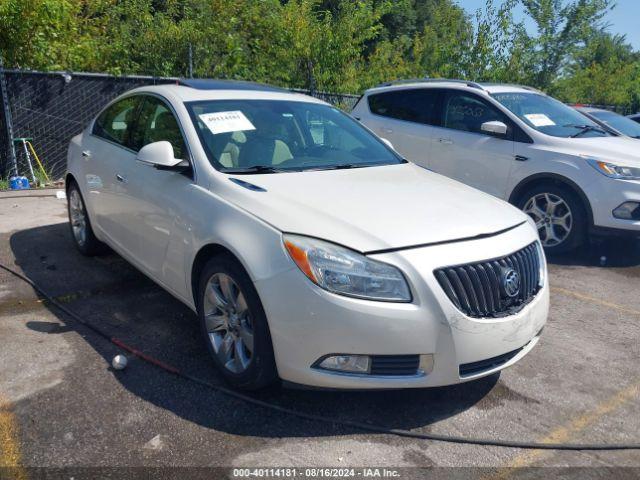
[
  {"xmin": 306, "ymin": 160, "xmax": 407, "ymax": 171},
  {"xmin": 564, "ymin": 124, "xmax": 608, "ymax": 137},
  {"xmin": 310, "ymin": 163, "xmax": 370, "ymax": 171},
  {"xmin": 221, "ymin": 165, "xmax": 291, "ymax": 174}
]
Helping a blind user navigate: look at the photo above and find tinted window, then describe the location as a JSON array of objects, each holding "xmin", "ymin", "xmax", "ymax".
[
  {"xmin": 368, "ymin": 89, "xmax": 439, "ymax": 125},
  {"xmin": 492, "ymin": 92, "xmax": 610, "ymax": 138},
  {"xmin": 187, "ymin": 100, "xmax": 403, "ymax": 172},
  {"xmin": 93, "ymin": 96, "xmax": 140, "ymax": 146},
  {"xmin": 130, "ymin": 96, "xmax": 187, "ymax": 159},
  {"xmin": 442, "ymin": 92, "xmax": 510, "ymax": 136},
  {"xmin": 590, "ymin": 110, "xmax": 640, "ymax": 139}
]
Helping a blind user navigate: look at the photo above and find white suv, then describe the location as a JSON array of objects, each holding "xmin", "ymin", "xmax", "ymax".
[
  {"xmin": 66, "ymin": 80, "xmax": 547, "ymax": 390},
  {"xmin": 353, "ymin": 80, "xmax": 640, "ymax": 253}
]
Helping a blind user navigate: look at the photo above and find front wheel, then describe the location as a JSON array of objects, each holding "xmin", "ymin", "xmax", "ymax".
[
  {"xmin": 197, "ymin": 254, "xmax": 277, "ymax": 390},
  {"xmin": 517, "ymin": 184, "xmax": 587, "ymax": 254}
]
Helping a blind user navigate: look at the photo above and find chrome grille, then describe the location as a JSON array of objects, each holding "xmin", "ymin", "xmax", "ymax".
[{"xmin": 434, "ymin": 242, "xmax": 542, "ymax": 318}]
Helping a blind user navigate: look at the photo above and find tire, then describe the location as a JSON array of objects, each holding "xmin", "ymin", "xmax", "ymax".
[
  {"xmin": 516, "ymin": 183, "xmax": 588, "ymax": 255},
  {"xmin": 197, "ymin": 254, "xmax": 277, "ymax": 390},
  {"xmin": 67, "ymin": 181, "xmax": 106, "ymax": 256}
]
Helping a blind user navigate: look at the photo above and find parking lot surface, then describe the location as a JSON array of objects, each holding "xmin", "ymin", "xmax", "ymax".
[{"xmin": 1, "ymin": 191, "xmax": 639, "ymax": 476}]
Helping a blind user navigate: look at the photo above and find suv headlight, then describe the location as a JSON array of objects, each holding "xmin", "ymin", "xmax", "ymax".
[
  {"xmin": 586, "ymin": 158, "xmax": 640, "ymax": 180},
  {"xmin": 283, "ymin": 234, "xmax": 412, "ymax": 302}
]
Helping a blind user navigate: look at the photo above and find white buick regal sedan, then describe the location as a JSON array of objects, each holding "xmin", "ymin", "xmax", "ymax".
[{"xmin": 66, "ymin": 80, "xmax": 548, "ymax": 390}]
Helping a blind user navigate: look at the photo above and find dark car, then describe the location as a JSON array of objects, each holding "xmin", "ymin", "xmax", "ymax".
[{"xmin": 574, "ymin": 106, "xmax": 640, "ymax": 139}]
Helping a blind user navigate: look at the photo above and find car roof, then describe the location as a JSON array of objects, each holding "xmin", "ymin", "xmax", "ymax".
[
  {"xmin": 364, "ymin": 79, "xmax": 540, "ymax": 96},
  {"xmin": 125, "ymin": 80, "xmax": 328, "ymax": 105}
]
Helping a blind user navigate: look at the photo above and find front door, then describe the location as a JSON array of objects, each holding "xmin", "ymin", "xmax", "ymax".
[
  {"xmin": 430, "ymin": 90, "xmax": 515, "ymax": 199},
  {"xmin": 123, "ymin": 95, "xmax": 194, "ymax": 299}
]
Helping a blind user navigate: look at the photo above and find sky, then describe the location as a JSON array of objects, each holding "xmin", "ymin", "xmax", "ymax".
[{"xmin": 455, "ymin": 0, "xmax": 640, "ymax": 50}]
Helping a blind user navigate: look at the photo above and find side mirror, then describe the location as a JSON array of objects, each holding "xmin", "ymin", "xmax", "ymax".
[
  {"xmin": 136, "ymin": 141, "xmax": 187, "ymax": 169},
  {"xmin": 481, "ymin": 120, "xmax": 508, "ymax": 136},
  {"xmin": 380, "ymin": 137, "xmax": 395, "ymax": 150}
]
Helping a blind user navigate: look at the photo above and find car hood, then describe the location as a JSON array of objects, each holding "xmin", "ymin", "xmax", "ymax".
[
  {"xmin": 556, "ymin": 136, "xmax": 640, "ymax": 166},
  {"xmin": 219, "ymin": 163, "xmax": 527, "ymax": 253}
]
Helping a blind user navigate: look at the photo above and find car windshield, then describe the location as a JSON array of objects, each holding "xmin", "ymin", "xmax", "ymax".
[
  {"xmin": 186, "ymin": 99, "xmax": 404, "ymax": 173},
  {"xmin": 589, "ymin": 110, "xmax": 640, "ymax": 139},
  {"xmin": 491, "ymin": 92, "xmax": 611, "ymax": 138}
]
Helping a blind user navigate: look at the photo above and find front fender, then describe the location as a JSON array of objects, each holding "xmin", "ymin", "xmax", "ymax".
[{"xmin": 185, "ymin": 185, "xmax": 292, "ymax": 309}]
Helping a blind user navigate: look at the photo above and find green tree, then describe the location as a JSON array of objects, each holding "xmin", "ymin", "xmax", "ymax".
[
  {"xmin": 521, "ymin": 0, "xmax": 613, "ymax": 90},
  {"xmin": 553, "ymin": 31, "xmax": 640, "ymax": 111},
  {"xmin": 0, "ymin": 0, "xmax": 97, "ymax": 70}
]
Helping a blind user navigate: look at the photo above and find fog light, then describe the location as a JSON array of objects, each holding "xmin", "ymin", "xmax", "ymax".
[
  {"xmin": 613, "ymin": 202, "xmax": 640, "ymax": 220},
  {"xmin": 317, "ymin": 355, "xmax": 370, "ymax": 374},
  {"xmin": 418, "ymin": 354, "xmax": 434, "ymax": 375}
]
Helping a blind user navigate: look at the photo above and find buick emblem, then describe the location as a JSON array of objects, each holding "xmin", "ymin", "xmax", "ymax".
[{"xmin": 501, "ymin": 268, "xmax": 521, "ymax": 298}]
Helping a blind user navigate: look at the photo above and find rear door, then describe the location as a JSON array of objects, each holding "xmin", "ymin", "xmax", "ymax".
[
  {"xmin": 361, "ymin": 88, "xmax": 442, "ymax": 168},
  {"xmin": 430, "ymin": 90, "xmax": 516, "ymax": 199},
  {"xmin": 82, "ymin": 95, "xmax": 141, "ymax": 253}
]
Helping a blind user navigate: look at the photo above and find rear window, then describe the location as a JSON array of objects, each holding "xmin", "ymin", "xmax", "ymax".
[{"xmin": 368, "ymin": 89, "xmax": 440, "ymax": 126}]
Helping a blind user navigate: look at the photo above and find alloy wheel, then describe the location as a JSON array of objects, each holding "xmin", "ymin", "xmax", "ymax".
[
  {"xmin": 203, "ymin": 273, "xmax": 254, "ymax": 374},
  {"xmin": 69, "ymin": 189, "xmax": 87, "ymax": 247},
  {"xmin": 523, "ymin": 193, "xmax": 573, "ymax": 247}
]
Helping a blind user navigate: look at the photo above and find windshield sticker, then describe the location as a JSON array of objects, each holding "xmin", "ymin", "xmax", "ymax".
[
  {"xmin": 525, "ymin": 113, "xmax": 555, "ymax": 127},
  {"xmin": 199, "ymin": 111, "xmax": 256, "ymax": 135}
]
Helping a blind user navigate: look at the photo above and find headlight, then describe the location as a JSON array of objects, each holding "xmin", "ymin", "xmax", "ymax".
[
  {"xmin": 586, "ymin": 158, "xmax": 640, "ymax": 180},
  {"xmin": 283, "ymin": 234, "xmax": 412, "ymax": 302}
]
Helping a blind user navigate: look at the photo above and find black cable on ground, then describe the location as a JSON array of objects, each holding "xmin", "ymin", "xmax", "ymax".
[{"xmin": 2, "ymin": 261, "xmax": 639, "ymax": 451}]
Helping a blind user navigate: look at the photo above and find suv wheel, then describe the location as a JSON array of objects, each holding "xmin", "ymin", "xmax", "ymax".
[
  {"xmin": 197, "ymin": 254, "xmax": 277, "ymax": 390},
  {"xmin": 517, "ymin": 184, "xmax": 587, "ymax": 254},
  {"xmin": 67, "ymin": 181, "xmax": 106, "ymax": 256}
]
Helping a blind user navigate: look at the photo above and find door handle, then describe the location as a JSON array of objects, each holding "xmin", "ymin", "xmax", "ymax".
[
  {"xmin": 115, "ymin": 174, "xmax": 127, "ymax": 183},
  {"xmin": 438, "ymin": 138, "xmax": 453, "ymax": 145},
  {"xmin": 82, "ymin": 150, "xmax": 92, "ymax": 158},
  {"xmin": 515, "ymin": 155, "xmax": 529, "ymax": 162}
]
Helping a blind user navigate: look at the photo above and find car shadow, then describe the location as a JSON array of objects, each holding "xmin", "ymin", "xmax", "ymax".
[
  {"xmin": 11, "ymin": 223, "xmax": 503, "ymax": 438},
  {"xmin": 546, "ymin": 236, "xmax": 640, "ymax": 268}
]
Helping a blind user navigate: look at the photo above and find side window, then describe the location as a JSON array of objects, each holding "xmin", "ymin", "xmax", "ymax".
[
  {"xmin": 442, "ymin": 92, "xmax": 511, "ymax": 137},
  {"xmin": 130, "ymin": 96, "xmax": 187, "ymax": 160},
  {"xmin": 368, "ymin": 89, "xmax": 440, "ymax": 125},
  {"xmin": 93, "ymin": 96, "xmax": 140, "ymax": 146}
]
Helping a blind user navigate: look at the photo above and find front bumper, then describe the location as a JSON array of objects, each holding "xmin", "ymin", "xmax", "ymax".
[
  {"xmin": 255, "ymin": 223, "xmax": 549, "ymax": 389},
  {"xmin": 589, "ymin": 178, "xmax": 640, "ymax": 233}
]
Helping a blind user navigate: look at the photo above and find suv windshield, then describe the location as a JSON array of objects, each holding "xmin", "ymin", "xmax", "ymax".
[
  {"xmin": 186, "ymin": 99, "xmax": 404, "ymax": 173},
  {"xmin": 589, "ymin": 110, "xmax": 640, "ymax": 139},
  {"xmin": 492, "ymin": 92, "xmax": 611, "ymax": 138}
]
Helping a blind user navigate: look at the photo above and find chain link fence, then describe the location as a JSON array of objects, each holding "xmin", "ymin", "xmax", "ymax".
[{"xmin": 0, "ymin": 69, "xmax": 360, "ymax": 182}]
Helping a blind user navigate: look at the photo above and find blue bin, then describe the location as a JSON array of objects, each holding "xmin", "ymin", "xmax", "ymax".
[{"xmin": 9, "ymin": 176, "xmax": 30, "ymax": 190}]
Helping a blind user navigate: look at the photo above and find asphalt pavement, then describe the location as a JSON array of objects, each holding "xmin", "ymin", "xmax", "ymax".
[{"xmin": 0, "ymin": 191, "xmax": 639, "ymax": 478}]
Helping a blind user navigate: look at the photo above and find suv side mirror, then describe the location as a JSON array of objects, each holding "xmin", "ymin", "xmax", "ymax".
[
  {"xmin": 136, "ymin": 141, "xmax": 187, "ymax": 169},
  {"xmin": 481, "ymin": 121, "xmax": 508, "ymax": 136}
]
